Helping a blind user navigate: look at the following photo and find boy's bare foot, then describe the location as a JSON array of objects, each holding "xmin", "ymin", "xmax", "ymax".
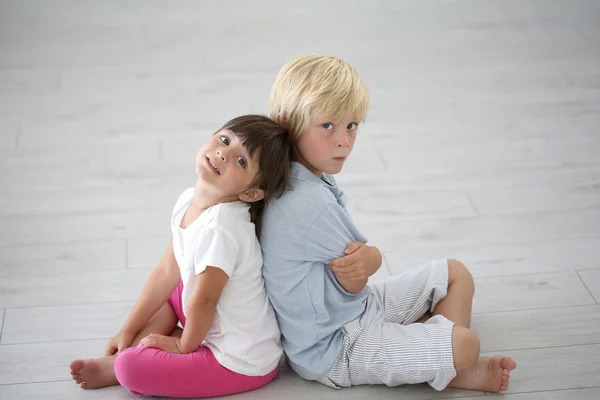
[
  {"xmin": 69, "ymin": 357, "xmax": 118, "ymax": 389},
  {"xmin": 448, "ymin": 356, "xmax": 516, "ymax": 392}
]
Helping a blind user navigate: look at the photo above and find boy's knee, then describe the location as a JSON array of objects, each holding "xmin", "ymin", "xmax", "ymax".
[
  {"xmin": 448, "ymin": 259, "xmax": 475, "ymax": 295},
  {"xmin": 451, "ymin": 326, "xmax": 480, "ymax": 371}
]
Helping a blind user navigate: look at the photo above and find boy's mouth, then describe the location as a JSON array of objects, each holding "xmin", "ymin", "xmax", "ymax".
[
  {"xmin": 205, "ymin": 156, "xmax": 221, "ymax": 175},
  {"xmin": 333, "ymin": 156, "xmax": 346, "ymax": 162}
]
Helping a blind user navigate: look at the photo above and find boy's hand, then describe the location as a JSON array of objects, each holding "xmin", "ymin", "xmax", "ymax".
[
  {"xmin": 138, "ymin": 334, "xmax": 183, "ymax": 354},
  {"xmin": 330, "ymin": 243, "xmax": 382, "ymax": 282}
]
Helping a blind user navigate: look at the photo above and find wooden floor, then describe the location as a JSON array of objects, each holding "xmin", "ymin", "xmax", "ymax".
[{"xmin": 1, "ymin": 0, "xmax": 599, "ymax": 399}]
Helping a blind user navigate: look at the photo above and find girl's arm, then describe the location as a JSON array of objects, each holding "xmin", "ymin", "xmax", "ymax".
[
  {"xmin": 121, "ymin": 239, "xmax": 181, "ymax": 336},
  {"xmin": 179, "ymin": 266, "xmax": 229, "ymax": 354}
]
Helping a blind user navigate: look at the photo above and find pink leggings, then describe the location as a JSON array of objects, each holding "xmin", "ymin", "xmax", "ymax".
[{"xmin": 114, "ymin": 282, "xmax": 279, "ymax": 398}]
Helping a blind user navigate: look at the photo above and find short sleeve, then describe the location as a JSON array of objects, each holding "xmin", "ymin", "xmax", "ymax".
[
  {"xmin": 304, "ymin": 202, "xmax": 367, "ymax": 263},
  {"xmin": 193, "ymin": 228, "xmax": 238, "ymax": 277}
]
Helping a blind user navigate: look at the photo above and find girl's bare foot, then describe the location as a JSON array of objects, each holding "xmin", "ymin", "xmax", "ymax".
[
  {"xmin": 448, "ymin": 356, "xmax": 516, "ymax": 392},
  {"xmin": 69, "ymin": 357, "xmax": 118, "ymax": 389}
]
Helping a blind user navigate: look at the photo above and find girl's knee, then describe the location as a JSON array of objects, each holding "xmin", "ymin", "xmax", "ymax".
[
  {"xmin": 451, "ymin": 326, "xmax": 480, "ymax": 371},
  {"xmin": 114, "ymin": 348, "xmax": 145, "ymax": 392},
  {"xmin": 447, "ymin": 259, "xmax": 475, "ymax": 295}
]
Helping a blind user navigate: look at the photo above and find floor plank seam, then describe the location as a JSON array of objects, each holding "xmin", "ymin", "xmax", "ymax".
[
  {"xmin": 374, "ymin": 145, "xmax": 388, "ymax": 171},
  {"xmin": 3, "ymin": 297, "xmax": 599, "ymax": 314},
  {"xmin": 14, "ymin": 125, "xmax": 21, "ymax": 149},
  {"xmin": 0, "ymin": 337, "xmax": 111, "ymax": 347},
  {"xmin": 3, "ymin": 227, "xmax": 600, "ymax": 250},
  {"xmin": 450, "ymin": 103, "xmax": 465, "ymax": 123},
  {"xmin": 158, "ymin": 140, "xmax": 164, "ymax": 160},
  {"xmin": 0, "ymin": 237, "xmax": 127, "ymax": 249},
  {"xmin": 3, "ymin": 299, "xmax": 135, "ymax": 310},
  {"xmin": 486, "ymin": 385, "xmax": 600, "ymax": 397},
  {"xmin": 471, "ymin": 303, "xmax": 599, "ymax": 316},
  {"xmin": 481, "ymin": 341, "xmax": 600, "ymax": 354},
  {"xmin": 0, "ymin": 308, "xmax": 5, "ymax": 342},
  {"xmin": 377, "ymin": 232, "xmax": 600, "ymax": 253},
  {"xmin": 472, "ymin": 269, "xmax": 593, "ymax": 281},
  {"xmin": 573, "ymin": 25, "xmax": 590, "ymax": 43},
  {"xmin": 0, "ymin": 378, "xmax": 72, "ymax": 387},
  {"xmin": 465, "ymin": 191, "xmax": 481, "ymax": 216},
  {"xmin": 576, "ymin": 270, "xmax": 598, "ymax": 304},
  {"xmin": 124, "ymin": 238, "xmax": 129, "ymax": 269}
]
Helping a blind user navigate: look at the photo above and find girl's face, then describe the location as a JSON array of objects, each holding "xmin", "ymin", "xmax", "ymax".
[
  {"xmin": 195, "ymin": 129, "xmax": 264, "ymax": 203},
  {"xmin": 295, "ymin": 114, "xmax": 359, "ymax": 177}
]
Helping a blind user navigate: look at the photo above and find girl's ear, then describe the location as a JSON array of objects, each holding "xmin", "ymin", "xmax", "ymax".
[{"xmin": 239, "ymin": 188, "xmax": 265, "ymax": 203}]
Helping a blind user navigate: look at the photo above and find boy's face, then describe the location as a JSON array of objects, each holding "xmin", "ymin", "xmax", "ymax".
[
  {"xmin": 195, "ymin": 129, "xmax": 262, "ymax": 201},
  {"xmin": 296, "ymin": 115, "xmax": 359, "ymax": 176}
]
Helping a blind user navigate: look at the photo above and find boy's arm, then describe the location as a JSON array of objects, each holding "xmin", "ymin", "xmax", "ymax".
[
  {"xmin": 121, "ymin": 239, "xmax": 181, "ymax": 335},
  {"xmin": 330, "ymin": 243, "xmax": 382, "ymax": 294},
  {"xmin": 305, "ymin": 202, "xmax": 373, "ymax": 295}
]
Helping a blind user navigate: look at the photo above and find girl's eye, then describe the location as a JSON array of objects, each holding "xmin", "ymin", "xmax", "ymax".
[
  {"xmin": 347, "ymin": 122, "xmax": 358, "ymax": 130},
  {"xmin": 322, "ymin": 123, "xmax": 334, "ymax": 130},
  {"xmin": 237, "ymin": 156, "xmax": 247, "ymax": 168},
  {"xmin": 219, "ymin": 135, "xmax": 230, "ymax": 145}
]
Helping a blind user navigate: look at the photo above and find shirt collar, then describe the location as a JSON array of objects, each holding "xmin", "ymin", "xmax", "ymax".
[{"xmin": 290, "ymin": 161, "xmax": 334, "ymax": 186}]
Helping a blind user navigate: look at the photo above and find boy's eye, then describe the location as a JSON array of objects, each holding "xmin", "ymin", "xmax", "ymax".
[
  {"xmin": 219, "ymin": 135, "xmax": 230, "ymax": 145},
  {"xmin": 347, "ymin": 122, "xmax": 358, "ymax": 130},
  {"xmin": 322, "ymin": 123, "xmax": 334, "ymax": 130},
  {"xmin": 237, "ymin": 156, "xmax": 247, "ymax": 168}
]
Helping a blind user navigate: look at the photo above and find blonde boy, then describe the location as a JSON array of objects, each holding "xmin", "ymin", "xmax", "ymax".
[{"xmin": 260, "ymin": 54, "xmax": 516, "ymax": 393}]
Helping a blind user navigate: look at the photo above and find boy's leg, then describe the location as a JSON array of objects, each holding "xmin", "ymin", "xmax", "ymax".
[
  {"xmin": 69, "ymin": 301, "xmax": 179, "ymax": 389},
  {"xmin": 445, "ymin": 325, "xmax": 517, "ymax": 392},
  {"xmin": 368, "ymin": 259, "xmax": 451, "ymax": 326},
  {"xmin": 327, "ymin": 313, "xmax": 514, "ymax": 393},
  {"xmin": 326, "ymin": 312, "xmax": 457, "ymax": 390},
  {"xmin": 370, "ymin": 259, "xmax": 474, "ymax": 328},
  {"xmin": 430, "ymin": 259, "xmax": 474, "ymax": 328},
  {"xmin": 448, "ymin": 355, "xmax": 517, "ymax": 392}
]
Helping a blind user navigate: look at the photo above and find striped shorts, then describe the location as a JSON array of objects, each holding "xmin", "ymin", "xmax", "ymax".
[{"xmin": 318, "ymin": 259, "xmax": 456, "ymax": 391}]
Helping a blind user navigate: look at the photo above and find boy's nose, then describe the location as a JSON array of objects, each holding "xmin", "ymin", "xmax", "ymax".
[{"xmin": 336, "ymin": 132, "xmax": 350, "ymax": 147}]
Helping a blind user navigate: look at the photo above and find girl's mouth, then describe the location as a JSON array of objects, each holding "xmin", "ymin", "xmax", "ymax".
[{"xmin": 206, "ymin": 157, "xmax": 220, "ymax": 175}]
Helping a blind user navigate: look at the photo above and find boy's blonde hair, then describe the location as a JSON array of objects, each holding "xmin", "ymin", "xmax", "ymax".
[{"xmin": 269, "ymin": 54, "xmax": 370, "ymax": 141}]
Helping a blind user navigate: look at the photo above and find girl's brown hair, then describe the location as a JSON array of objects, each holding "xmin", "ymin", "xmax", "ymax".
[{"xmin": 218, "ymin": 115, "xmax": 292, "ymax": 236}]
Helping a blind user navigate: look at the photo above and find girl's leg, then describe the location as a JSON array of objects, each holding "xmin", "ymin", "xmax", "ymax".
[
  {"xmin": 70, "ymin": 302, "xmax": 179, "ymax": 389},
  {"xmin": 115, "ymin": 345, "xmax": 279, "ymax": 398}
]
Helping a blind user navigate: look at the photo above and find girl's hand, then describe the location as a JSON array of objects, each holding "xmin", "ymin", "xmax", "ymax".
[
  {"xmin": 138, "ymin": 333, "xmax": 183, "ymax": 354},
  {"xmin": 105, "ymin": 329, "xmax": 136, "ymax": 356}
]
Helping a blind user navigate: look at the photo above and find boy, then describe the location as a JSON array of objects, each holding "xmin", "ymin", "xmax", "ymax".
[{"xmin": 260, "ymin": 54, "xmax": 516, "ymax": 392}]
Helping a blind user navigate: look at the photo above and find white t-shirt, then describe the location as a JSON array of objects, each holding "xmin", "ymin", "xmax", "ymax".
[{"xmin": 170, "ymin": 188, "xmax": 282, "ymax": 376}]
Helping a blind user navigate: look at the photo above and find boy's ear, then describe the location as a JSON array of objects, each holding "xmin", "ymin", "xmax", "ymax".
[
  {"xmin": 239, "ymin": 188, "xmax": 265, "ymax": 203},
  {"xmin": 274, "ymin": 114, "xmax": 286, "ymax": 124}
]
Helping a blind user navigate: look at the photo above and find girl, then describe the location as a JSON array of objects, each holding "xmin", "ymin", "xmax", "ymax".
[{"xmin": 70, "ymin": 115, "xmax": 292, "ymax": 398}]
